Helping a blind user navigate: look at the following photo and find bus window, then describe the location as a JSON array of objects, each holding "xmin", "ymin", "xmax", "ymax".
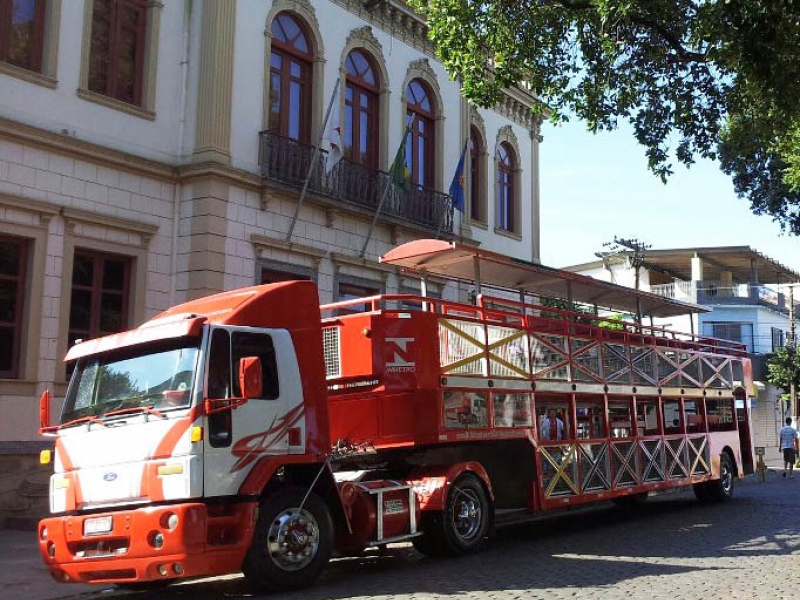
[
  {"xmin": 493, "ymin": 392, "xmax": 532, "ymax": 427},
  {"xmin": 608, "ymin": 398, "xmax": 632, "ymax": 438},
  {"xmin": 663, "ymin": 399, "xmax": 682, "ymax": 434},
  {"xmin": 576, "ymin": 397, "xmax": 605, "ymax": 439},
  {"xmin": 636, "ymin": 398, "xmax": 659, "ymax": 436},
  {"xmin": 537, "ymin": 399, "xmax": 570, "ymax": 441},
  {"xmin": 706, "ymin": 398, "xmax": 736, "ymax": 431},
  {"xmin": 684, "ymin": 399, "xmax": 703, "ymax": 433}
]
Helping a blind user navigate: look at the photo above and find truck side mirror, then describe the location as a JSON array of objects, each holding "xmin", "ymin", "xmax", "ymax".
[
  {"xmin": 239, "ymin": 356, "xmax": 263, "ymax": 399},
  {"xmin": 39, "ymin": 389, "xmax": 51, "ymax": 431}
]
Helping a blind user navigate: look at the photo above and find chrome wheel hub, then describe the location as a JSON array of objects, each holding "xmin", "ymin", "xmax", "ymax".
[
  {"xmin": 266, "ymin": 508, "xmax": 320, "ymax": 571},
  {"xmin": 451, "ymin": 487, "xmax": 482, "ymax": 541}
]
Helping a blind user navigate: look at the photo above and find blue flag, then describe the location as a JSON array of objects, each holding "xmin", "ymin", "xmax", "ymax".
[{"xmin": 448, "ymin": 141, "xmax": 468, "ymax": 213}]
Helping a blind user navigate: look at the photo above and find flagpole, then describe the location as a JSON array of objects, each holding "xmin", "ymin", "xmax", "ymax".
[
  {"xmin": 359, "ymin": 178, "xmax": 392, "ymax": 258},
  {"xmin": 438, "ymin": 139, "xmax": 469, "ymax": 239},
  {"xmin": 359, "ymin": 114, "xmax": 416, "ymax": 258},
  {"xmin": 286, "ymin": 76, "xmax": 340, "ymax": 242}
]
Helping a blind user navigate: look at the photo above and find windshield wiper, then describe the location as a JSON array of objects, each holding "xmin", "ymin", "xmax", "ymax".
[
  {"xmin": 103, "ymin": 406, "xmax": 167, "ymax": 421},
  {"xmin": 57, "ymin": 415, "xmax": 107, "ymax": 430}
]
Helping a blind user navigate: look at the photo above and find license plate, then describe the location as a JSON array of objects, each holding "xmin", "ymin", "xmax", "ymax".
[{"xmin": 84, "ymin": 516, "xmax": 113, "ymax": 536}]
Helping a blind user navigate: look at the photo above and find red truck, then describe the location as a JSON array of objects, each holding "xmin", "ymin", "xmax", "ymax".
[{"xmin": 37, "ymin": 239, "xmax": 754, "ymax": 590}]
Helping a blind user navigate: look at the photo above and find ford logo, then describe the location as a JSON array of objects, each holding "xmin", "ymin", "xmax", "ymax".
[{"xmin": 103, "ymin": 472, "xmax": 118, "ymax": 482}]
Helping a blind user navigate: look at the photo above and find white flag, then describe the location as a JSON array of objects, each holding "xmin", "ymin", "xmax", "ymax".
[{"xmin": 324, "ymin": 92, "xmax": 343, "ymax": 174}]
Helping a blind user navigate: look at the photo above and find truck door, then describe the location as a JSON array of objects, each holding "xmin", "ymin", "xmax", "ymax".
[{"xmin": 203, "ymin": 326, "xmax": 306, "ymax": 497}]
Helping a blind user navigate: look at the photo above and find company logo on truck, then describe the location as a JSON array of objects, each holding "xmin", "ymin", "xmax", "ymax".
[{"xmin": 385, "ymin": 337, "xmax": 416, "ymax": 373}]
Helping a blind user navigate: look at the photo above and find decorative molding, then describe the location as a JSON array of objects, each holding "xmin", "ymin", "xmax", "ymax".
[
  {"xmin": 0, "ymin": 61, "xmax": 57, "ymax": 88},
  {"xmin": 470, "ymin": 108, "xmax": 487, "ymax": 141},
  {"xmin": 0, "ymin": 117, "xmax": 175, "ymax": 181},
  {"xmin": 325, "ymin": 207, "xmax": 339, "ymax": 228},
  {"xmin": 250, "ymin": 233, "xmax": 327, "ymax": 264},
  {"xmin": 0, "ymin": 380, "xmax": 38, "ymax": 397},
  {"xmin": 76, "ymin": 88, "xmax": 156, "ymax": 121},
  {"xmin": 331, "ymin": 251, "xmax": 395, "ymax": 275},
  {"xmin": 61, "ymin": 207, "xmax": 159, "ymax": 247},
  {"xmin": 0, "ymin": 195, "xmax": 60, "ymax": 228},
  {"xmin": 496, "ymin": 125, "xmax": 520, "ymax": 154},
  {"xmin": 265, "ymin": 0, "xmax": 322, "ymax": 47},
  {"xmin": 343, "ymin": 26, "xmax": 386, "ymax": 70},
  {"xmin": 332, "ymin": 0, "xmax": 542, "ymax": 131},
  {"xmin": 178, "ymin": 161, "xmax": 262, "ymax": 192},
  {"xmin": 331, "ymin": 0, "xmax": 435, "ymax": 57}
]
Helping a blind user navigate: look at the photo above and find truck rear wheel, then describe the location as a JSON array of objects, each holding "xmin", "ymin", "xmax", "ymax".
[
  {"xmin": 242, "ymin": 487, "xmax": 333, "ymax": 591},
  {"xmin": 413, "ymin": 473, "xmax": 490, "ymax": 557},
  {"xmin": 694, "ymin": 452, "xmax": 734, "ymax": 503}
]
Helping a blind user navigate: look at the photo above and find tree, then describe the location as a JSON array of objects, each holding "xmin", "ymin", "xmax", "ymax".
[
  {"xmin": 766, "ymin": 347, "xmax": 800, "ymax": 406},
  {"xmin": 407, "ymin": 0, "xmax": 800, "ymax": 233}
]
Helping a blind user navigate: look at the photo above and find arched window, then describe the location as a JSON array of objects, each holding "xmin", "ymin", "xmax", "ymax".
[
  {"xmin": 496, "ymin": 142, "xmax": 516, "ymax": 232},
  {"xmin": 470, "ymin": 125, "xmax": 484, "ymax": 222},
  {"xmin": 405, "ymin": 79, "xmax": 435, "ymax": 189},
  {"xmin": 345, "ymin": 49, "xmax": 379, "ymax": 168},
  {"xmin": 269, "ymin": 12, "xmax": 313, "ymax": 142}
]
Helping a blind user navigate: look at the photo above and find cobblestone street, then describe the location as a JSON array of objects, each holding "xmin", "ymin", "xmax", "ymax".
[{"xmin": 6, "ymin": 470, "xmax": 799, "ymax": 600}]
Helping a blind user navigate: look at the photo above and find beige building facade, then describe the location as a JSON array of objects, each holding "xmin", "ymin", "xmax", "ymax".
[{"xmin": 0, "ymin": 0, "xmax": 543, "ymax": 526}]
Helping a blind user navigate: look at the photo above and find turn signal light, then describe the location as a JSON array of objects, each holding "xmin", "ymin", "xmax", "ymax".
[
  {"xmin": 190, "ymin": 426, "xmax": 203, "ymax": 443},
  {"xmin": 40, "ymin": 449, "xmax": 52, "ymax": 465}
]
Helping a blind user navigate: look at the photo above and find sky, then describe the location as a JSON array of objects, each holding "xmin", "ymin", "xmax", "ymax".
[{"xmin": 538, "ymin": 119, "xmax": 800, "ymax": 274}]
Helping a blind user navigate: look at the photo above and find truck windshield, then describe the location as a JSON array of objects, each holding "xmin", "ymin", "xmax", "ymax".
[{"xmin": 62, "ymin": 341, "xmax": 200, "ymax": 424}]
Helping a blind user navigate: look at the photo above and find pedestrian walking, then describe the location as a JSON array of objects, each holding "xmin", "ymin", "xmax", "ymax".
[{"xmin": 778, "ymin": 417, "xmax": 799, "ymax": 478}]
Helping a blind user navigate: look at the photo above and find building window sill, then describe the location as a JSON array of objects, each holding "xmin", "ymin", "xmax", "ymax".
[
  {"xmin": 469, "ymin": 218, "xmax": 488, "ymax": 230},
  {"xmin": 0, "ymin": 61, "xmax": 57, "ymax": 89},
  {"xmin": 494, "ymin": 226, "xmax": 522, "ymax": 241},
  {"xmin": 77, "ymin": 88, "xmax": 155, "ymax": 121}
]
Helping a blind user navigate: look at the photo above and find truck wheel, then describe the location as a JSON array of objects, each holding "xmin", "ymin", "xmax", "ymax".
[
  {"xmin": 413, "ymin": 473, "xmax": 490, "ymax": 557},
  {"xmin": 694, "ymin": 452, "xmax": 735, "ymax": 503},
  {"xmin": 242, "ymin": 487, "xmax": 333, "ymax": 591},
  {"xmin": 710, "ymin": 452, "xmax": 735, "ymax": 502}
]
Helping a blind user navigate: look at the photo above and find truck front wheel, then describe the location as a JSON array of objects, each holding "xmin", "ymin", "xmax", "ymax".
[
  {"xmin": 413, "ymin": 473, "xmax": 491, "ymax": 557},
  {"xmin": 242, "ymin": 487, "xmax": 333, "ymax": 591}
]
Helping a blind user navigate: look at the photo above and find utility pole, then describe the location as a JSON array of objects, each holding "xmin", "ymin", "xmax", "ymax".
[{"xmin": 597, "ymin": 237, "xmax": 652, "ymax": 290}]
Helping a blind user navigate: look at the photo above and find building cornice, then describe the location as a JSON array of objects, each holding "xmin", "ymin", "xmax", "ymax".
[
  {"xmin": 332, "ymin": 0, "xmax": 543, "ymax": 131},
  {"xmin": 0, "ymin": 117, "xmax": 175, "ymax": 181}
]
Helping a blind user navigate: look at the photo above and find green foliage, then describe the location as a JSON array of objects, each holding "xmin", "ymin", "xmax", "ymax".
[
  {"xmin": 407, "ymin": 0, "xmax": 800, "ymax": 233},
  {"xmin": 766, "ymin": 346, "xmax": 800, "ymax": 398}
]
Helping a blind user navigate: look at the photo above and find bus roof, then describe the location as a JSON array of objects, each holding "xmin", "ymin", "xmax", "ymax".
[{"xmin": 380, "ymin": 239, "xmax": 709, "ymax": 319}]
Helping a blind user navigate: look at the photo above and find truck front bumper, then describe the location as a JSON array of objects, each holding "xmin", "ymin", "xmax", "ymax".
[{"xmin": 38, "ymin": 501, "xmax": 256, "ymax": 585}]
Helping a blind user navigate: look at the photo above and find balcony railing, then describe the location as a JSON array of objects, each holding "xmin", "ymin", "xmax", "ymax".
[
  {"xmin": 650, "ymin": 281, "xmax": 796, "ymax": 313},
  {"xmin": 258, "ymin": 131, "xmax": 454, "ymax": 235}
]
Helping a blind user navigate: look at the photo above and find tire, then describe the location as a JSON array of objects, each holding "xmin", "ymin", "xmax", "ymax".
[
  {"xmin": 611, "ymin": 492, "xmax": 648, "ymax": 508},
  {"xmin": 242, "ymin": 487, "xmax": 334, "ymax": 591},
  {"xmin": 694, "ymin": 452, "xmax": 735, "ymax": 503},
  {"xmin": 413, "ymin": 473, "xmax": 491, "ymax": 557}
]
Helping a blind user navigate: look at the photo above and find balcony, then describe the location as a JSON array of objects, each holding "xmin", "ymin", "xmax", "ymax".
[
  {"xmin": 258, "ymin": 131, "xmax": 454, "ymax": 235},
  {"xmin": 650, "ymin": 281, "xmax": 796, "ymax": 314}
]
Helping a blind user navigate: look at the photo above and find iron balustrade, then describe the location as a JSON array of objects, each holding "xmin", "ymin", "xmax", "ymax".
[{"xmin": 258, "ymin": 131, "xmax": 454, "ymax": 234}]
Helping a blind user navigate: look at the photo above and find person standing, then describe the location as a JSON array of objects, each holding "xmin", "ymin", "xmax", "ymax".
[{"xmin": 779, "ymin": 417, "xmax": 799, "ymax": 478}]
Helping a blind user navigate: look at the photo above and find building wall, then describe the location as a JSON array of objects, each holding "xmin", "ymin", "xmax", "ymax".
[{"xmin": 0, "ymin": 0, "xmax": 543, "ymax": 524}]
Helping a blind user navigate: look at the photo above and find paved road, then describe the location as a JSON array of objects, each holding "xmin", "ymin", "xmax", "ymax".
[{"xmin": 4, "ymin": 469, "xmax": 800, "ymax": 600}]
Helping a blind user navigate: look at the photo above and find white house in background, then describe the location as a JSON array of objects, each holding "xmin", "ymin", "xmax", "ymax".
[
  {"xmin": 0, "ymin": 0, "xmax": 543, "ymax": 526},
  {"xmin": 564, "ymin": 246, "xmax": 800, "ymax": 460}
]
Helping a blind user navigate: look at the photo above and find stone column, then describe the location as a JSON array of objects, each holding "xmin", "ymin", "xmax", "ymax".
[{"xmin": 193, "ymin": 0, "xmax": 237, "ymax": 164}]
